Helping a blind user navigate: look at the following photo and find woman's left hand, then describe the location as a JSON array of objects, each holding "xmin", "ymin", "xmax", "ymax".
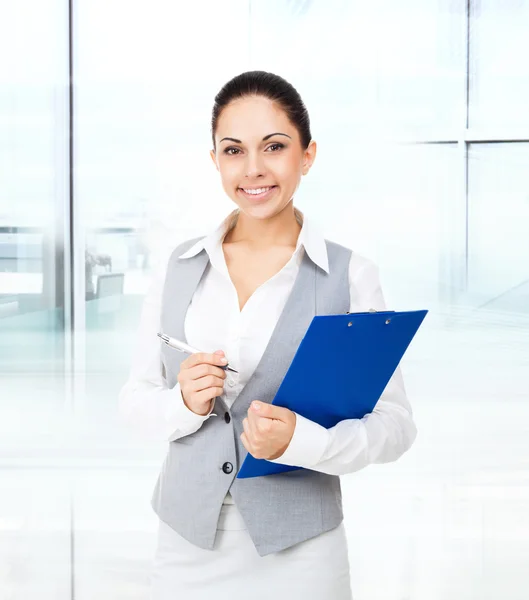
[{"xmin": 241, "ymin": 401, "xmax": 296, "ymax": 460}]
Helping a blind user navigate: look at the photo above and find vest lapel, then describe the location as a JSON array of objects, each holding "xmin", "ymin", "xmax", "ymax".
[
  {"xmin": 163, "ymin": 244, "xmax": 323, "ymax": 414},
  {"xmin": 231, "ymin": 251, "xmax": 318, "ymax": 417},
  {"xmin": 162, "ymin": 248, "xmax": 210, "ymax": 344}
]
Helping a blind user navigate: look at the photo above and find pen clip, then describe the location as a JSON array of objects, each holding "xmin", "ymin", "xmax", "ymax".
[{"xmin": 158, "ymin": 332, "xmax": 185, "ymax": 352}]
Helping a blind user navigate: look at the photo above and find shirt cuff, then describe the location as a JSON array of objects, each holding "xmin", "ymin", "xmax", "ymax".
[
  {"xmin": 166, "ymin": 384, "xmax": 217, "ymax": 442},
  {"xmin": 269, "ymin": 412, "xmax": 330, "ymax": 469}
]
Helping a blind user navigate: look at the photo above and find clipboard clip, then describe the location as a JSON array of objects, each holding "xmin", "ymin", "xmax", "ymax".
[{"xmin": 346, "ymin": 308, "xmax": 393, "ymax": 324}]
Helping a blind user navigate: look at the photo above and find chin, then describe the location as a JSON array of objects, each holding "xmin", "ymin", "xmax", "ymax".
[{"xmin": 248, "ymin": 201, "xmax": 291, "ymax": 220}]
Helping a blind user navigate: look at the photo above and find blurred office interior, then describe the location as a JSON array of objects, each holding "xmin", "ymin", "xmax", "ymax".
[{"xmin": 1, "ymin": 1, "xmax": 528, "ymax": 598}]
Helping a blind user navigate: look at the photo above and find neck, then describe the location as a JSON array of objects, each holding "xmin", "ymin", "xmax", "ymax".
[{"xmin": 225, "ymin": 203, "xmax": 303, "ymax": 250}]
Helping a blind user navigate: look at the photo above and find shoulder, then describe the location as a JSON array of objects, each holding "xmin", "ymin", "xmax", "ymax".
[
  {"xmin": 348, "ymin": 251, "xmax": 380, "ymax": 284},
  {"xmin": 155, "ymin": 235, "xmax": 206, "ymax": 274},
  {"xmin": 170, "ymin": 236, "xmax": 206, "ymax": 262},
  {"xmin": 149, "ymin": 235, "xmax": 206, "ymax": 285},
  {"xmin": 324, "ymin": 238, "xmax": 380, "ymax": 284},
  {"xmin": 324, "ymin": 239, "xmax": 385, "ymax": 309}
]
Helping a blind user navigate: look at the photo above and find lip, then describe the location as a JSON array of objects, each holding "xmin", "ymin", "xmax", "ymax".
[{"xmin": 238, "ymin": 185, "xmax": 278, "ymax": 203}]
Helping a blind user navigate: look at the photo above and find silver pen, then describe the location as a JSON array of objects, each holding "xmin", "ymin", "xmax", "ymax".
[{"xmin": 157, "ymin": 333, "xmax": 239, "ymax": 373}]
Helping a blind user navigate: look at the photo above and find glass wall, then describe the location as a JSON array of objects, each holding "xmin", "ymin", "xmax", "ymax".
[
  {"xmin": 469, "ymin": 0, "xmax": 529, "ymax": 129},
  {"xmin": 468, "ymin": 143, "xmax": 529, "ymax": 307},
  {"xmin": 0, "ymin": 0, "xmax": 70, "ymax": 373},
  {"xmin": 0, "ymin": 1, "xmax": 72, "ymax": 598},
  {"xmin": 1, "ymin": 1, "xmax": 528, "ymax": 598}
]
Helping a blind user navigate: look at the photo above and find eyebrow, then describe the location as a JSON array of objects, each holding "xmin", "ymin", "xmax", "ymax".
[{"xmin": 219, "ymin": 132, "xmax": 292, "ymax": 144}]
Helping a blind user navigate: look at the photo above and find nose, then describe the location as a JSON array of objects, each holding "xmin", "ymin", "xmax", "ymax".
[{"xmin": 244, "ymin": 151, "xmax": 265, "ymax": 179}]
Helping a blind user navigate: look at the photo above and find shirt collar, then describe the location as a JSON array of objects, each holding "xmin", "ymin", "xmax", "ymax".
[{"xmin": 178, "ymin": 210, "xmax": 330, "ymax": 274}]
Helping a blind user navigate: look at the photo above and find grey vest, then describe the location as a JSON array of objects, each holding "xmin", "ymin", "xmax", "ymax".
[{"xmin": 151, "ymin": 237, "xmax": 352, "ymax": 556}]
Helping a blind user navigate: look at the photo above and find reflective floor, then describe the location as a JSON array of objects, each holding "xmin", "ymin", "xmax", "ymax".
[{"xmin": 1, "ymin": 301, "xmax": 528, "ymax": 599}]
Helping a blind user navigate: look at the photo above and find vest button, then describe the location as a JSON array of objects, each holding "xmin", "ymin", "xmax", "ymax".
[
  {"xmin": 224, "ymin": 412, "xmax": 231, "ymax": 424},
  {"xmin": 222, "ymin": 462, "xmax": 233, "ymax": 474}
]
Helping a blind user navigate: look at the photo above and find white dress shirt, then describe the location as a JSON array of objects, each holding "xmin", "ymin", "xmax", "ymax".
[{"xmin": 118, "ymin": 211, "xmax": 417, "ymax": 506}]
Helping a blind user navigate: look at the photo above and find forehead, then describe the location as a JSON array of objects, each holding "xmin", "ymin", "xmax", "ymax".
[{"xmin": 216, "ymin": 95, "xmax": 297, "ymax": 141}]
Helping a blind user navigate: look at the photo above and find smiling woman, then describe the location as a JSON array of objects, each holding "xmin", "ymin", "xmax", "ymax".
[
  {"xmin": 119, "ymin": 70, "xmax": 417, "ymax": 600},
  {"xmin": 209, "ymin": 71, "xmax": 317, "ymax": 221}
]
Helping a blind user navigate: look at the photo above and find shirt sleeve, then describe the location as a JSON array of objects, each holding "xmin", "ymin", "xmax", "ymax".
[
  {"xmin": 117, "ymin": 253, "xmax": 216, "ymax": 442},
  {"xmin": 269, "ymin": 255, "xmax": 418, "ymax": 475}
]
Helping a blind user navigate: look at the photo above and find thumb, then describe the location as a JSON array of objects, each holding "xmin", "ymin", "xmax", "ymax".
[
  {"xmin": 214, "ymin": 350, "xmax": 225, "ymax": 356},
  {"xmin": 251, "ymin": 401, "xmax": 283, "ymax": 420}
]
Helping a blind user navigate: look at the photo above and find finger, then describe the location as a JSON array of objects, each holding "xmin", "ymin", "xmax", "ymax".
[
  {"xmin": 247, "ymin": 411, "xmax": 270, "ymax": 439},
  {"xmin": 242, "ymin": 417, "xmax": 253, "ymax": 441},
  {"xmin": 189, "ymin": 363, "xmax": 227, "ymax": 381},
  {"xmin": 195, "ymin": 386, "xmax": 224, "ymax": 405},
  {"xmin": 250, "ymin": 401, "xmax": 282, "ymax": 420},
  {"xmin": 187, "ymin": 352, "xmax": 228, "ymax": 369},
  {"xmin": 256, "ymin": 416, "xmax": 273, "ymax": 435},
  {"xmin": 244, "ymin": 416, "xmax": 261, "ymax": 441},
  {"xmin": 192, "ymin": 374, "xmax": 226, "ymax": 393},
  {"xmin": 246, "ymin": 408, "xmax": 261, "ymax": 434},
  {"xmin": 241, "ymin": 432, "xmax": 252, "ymax": 453}
]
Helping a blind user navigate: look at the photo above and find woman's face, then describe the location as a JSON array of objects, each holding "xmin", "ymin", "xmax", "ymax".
[{"xmin": 210, "ymin": 95, "xmax": 316, "ymax": 220}]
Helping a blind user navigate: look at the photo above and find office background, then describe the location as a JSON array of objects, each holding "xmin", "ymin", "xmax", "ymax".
[{"xmin": 1, "ymin": 0, "xmax": 528, "ymax": 598}]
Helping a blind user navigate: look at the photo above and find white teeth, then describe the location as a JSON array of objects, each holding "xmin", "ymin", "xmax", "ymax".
[{"xmin": 241, "ymin": 187, "xmax": 273, "ymax": 195}]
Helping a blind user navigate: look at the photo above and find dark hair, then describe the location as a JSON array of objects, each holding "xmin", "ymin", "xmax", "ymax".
[{"xmin": 211, "ymin": 70, "xmax": 312, "ymax": 150}]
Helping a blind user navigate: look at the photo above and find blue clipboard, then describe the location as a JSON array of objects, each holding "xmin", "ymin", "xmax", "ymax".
[{"xmin": 237, "ymin": 309, "xmax": 428, "ymax": 479}]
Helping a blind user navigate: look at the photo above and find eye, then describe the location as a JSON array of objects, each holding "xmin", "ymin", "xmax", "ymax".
[
  {"xmin": 223, "ymin": 147, "xmax": 241, "ymax": 156},
  {"xmin": 266, "ymin": 143, "xmax": 284, "ymax": 152}
]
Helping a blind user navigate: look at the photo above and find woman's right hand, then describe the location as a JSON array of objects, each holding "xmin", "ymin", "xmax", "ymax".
[{"xmin": 177, "ymin": 350, "xmax": 228, "ymax": 416}]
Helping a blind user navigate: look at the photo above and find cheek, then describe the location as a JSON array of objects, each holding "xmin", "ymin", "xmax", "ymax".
[
  {"xmin": 218, "ymin": 161, "xmax": 240, "ymax": 185},
  {"xmin": 273, "ymin": 155, "xmax": 302, "ymax": 184}
]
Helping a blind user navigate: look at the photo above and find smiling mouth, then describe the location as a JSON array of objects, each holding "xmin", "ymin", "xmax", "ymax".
[{"xmin": 238, "ymin": 185, "xmax": 278, "ymax": 200}]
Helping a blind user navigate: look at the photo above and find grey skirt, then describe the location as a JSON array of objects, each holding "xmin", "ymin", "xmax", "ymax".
[{"xmin": 150, "ymin": 501, "xmax": 353, "ymax": 600}]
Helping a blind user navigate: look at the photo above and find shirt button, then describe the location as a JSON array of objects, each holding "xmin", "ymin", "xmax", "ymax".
[
  {"xmin": 228, "ymin": 379, "xmax": 236, "ymax": 387},
  {"xmin": 224, "ymin": 412, "xmax": 231, "ymax": 424},
  {"xmin": 222, "ymin": 462, "xmax": 233, "ymax": 474}
]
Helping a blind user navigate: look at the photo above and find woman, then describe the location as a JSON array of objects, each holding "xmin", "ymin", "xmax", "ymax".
[{"xmin": 118, "ymin": 71, "xmax": 417, "ymax": 600}]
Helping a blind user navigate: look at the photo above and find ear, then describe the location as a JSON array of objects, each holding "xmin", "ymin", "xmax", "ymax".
[
  {"xmin": 301, "ymin": 140, "xmax": 317, "ymax": 176},
  {"xmin": 210, "ymin": 148, "xmax": 219, "ymax": 171}
]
